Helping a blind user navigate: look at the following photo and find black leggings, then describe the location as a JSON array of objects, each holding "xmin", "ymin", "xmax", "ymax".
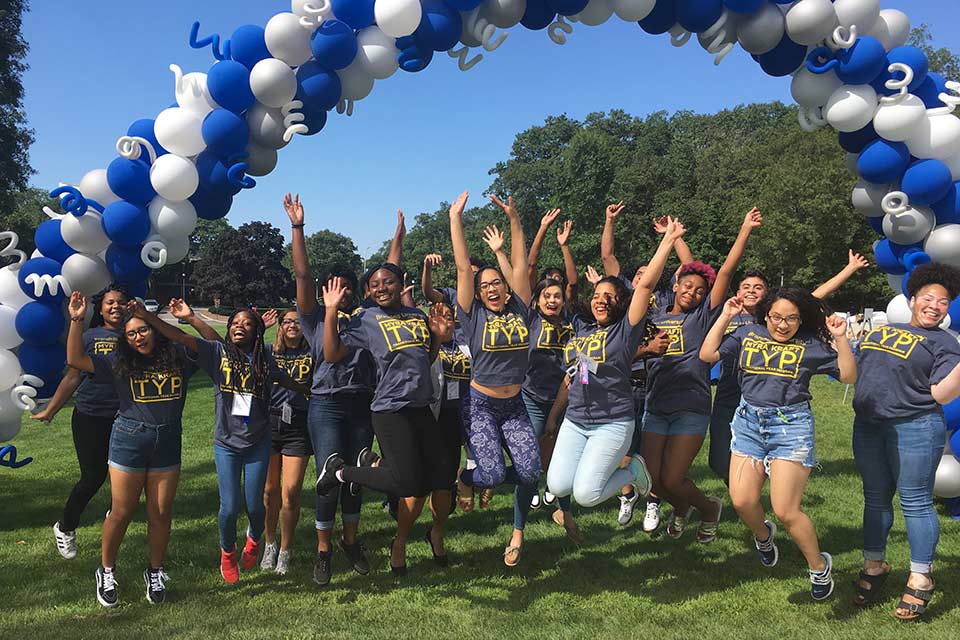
[
  {"xmin": 708, "ymin": 399, "xmax": 737, "ymax": 484},
  {"xmin": 61, "ymin": 410, "xmax": 114, "ymax": 531},
  {"xmin": 341, "ymin": 406, "xmax": 456, "ymax": 498}
]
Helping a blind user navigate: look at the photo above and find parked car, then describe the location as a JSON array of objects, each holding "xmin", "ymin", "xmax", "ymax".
[{"xmin": 144, "ymin": 299, "xmax": 160, "ymax": 313}]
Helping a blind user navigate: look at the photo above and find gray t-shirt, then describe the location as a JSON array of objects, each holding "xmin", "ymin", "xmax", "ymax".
[
  {"xmin": 299, "ymin": 305, "xmax": 373, "ymax": 396},
  {"xmin": 440, "ymin": 286, "xmax": 468, "ymax": 347},
  {"xmin": 714, "ymin": 312, "xmax": 756, "ymax": 406},
  {"xmin": 645, "ymin": 297, "xmax": 722, "ymax": 416},
  {"xmin": 854, "ymin": 323, "xmax": 960, "ymax": 420},
  {"xmin": 718, "ymin": 325, "xmax": 840, "ymax": 408},
  {"xmin": 458, "ymin": 296, "xmax": 530, "ymax": 387},
  {"xmin": 268, "ymin": 342, "xmax": 312, "ymax": 413},
  {"xmin": 340, "ymin": 305, "xmax": 434, "ymax": 412},
  {"xmin": 523, "ymin": 310, "xmax": 574, "ymax": 403},
  {"xmin": 74, "ymin": 327, "xmax": 121, "ymax": 417},
  {"xmin": 563, "ymin": 314, "xmax": 649, "ymax": 424},
  {"xmin": 90, "ymin": 344, "xmax": 196, "ymax": 426}
]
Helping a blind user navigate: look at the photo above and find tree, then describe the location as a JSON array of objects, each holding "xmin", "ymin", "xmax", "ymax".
[
  {"xmin": 909, "ymin": 25, "xmax": 960, "ymax": 81},
  {"xmin": 282, "ymin": 229, "xmax": 363, "ymax": 280},
  {"xmin": 0, "ymin": 187, "xmax": 56, "ymax": 266},
  {"xmin": 0, "ymin": 1, "xmax": 34, "ymax": 217}
]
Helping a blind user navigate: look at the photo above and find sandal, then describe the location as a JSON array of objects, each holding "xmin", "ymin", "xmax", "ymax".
[
  {"xmin": 503, "ymin": 544, "xmax": 521, "ymax": 567},
  {"xmin": 696, "ymin": 497, "xmax": 722, "ymax": 544},
  {"xmin": 456, "ymin": 472, "xmax": 474, "ymax": 513},
  {"xmin": 479, "ymin": 488, "xmax": 495, "ymax": 509},
  {"xmin": 852, "ymin": 564, "xmax": 890, "ymax": 606},
  {"xmin": 552, "ymin": 509, "xmax": 584, "ymax": 546},
  {"xmin": 894, "ymin": 578, "xmax": 935, "ymax": 621}
]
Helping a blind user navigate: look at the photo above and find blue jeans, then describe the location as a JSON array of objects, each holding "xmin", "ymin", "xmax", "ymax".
[
  {"xmin": 853, "ymin": 412, "xmax": 945, "ymax": 574},
  {"xmin": 546, "ymin": 417, "xmax": 634, "ymax": 507},
  {"xmin": 308, "ymin": 393, "xmax": 373, "ymax": 530},
  {"xmin": 730, "ymin": 401, "xmax": 817, "ymax": 471},
  {"xmin": 214, "ymin": 435, "xmax": 272, "ymax": 551},
  {"xmin": 515, "ymin": 390, "xmax": 572, "ymax": 530}
]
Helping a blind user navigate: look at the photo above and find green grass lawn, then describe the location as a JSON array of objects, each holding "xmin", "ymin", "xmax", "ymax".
[{"xmin": 2, "ymin": 376, "xmax": 959, "ymax": 639}]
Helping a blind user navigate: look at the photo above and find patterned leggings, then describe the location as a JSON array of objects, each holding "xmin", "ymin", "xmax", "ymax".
[{"xmin": 460, "ymin": 386, "xmax": 540, "ymax": 488}]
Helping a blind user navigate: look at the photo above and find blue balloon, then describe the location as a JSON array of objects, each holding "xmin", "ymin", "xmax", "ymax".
[
  {"xmin": 196, "ymin": 152, "xmax": 241, "ymax": 196},
  {"xmin": 35, "ymin": 219, "xmax": 76, "ymax": 264},
  {"xmin": 446, "ymin": 0, "xmax": 483, "ymax": 9},
  {"xmin": 202, "ymin": 109, "xmax": 250, "ymax": 159},
  {"xmin": 874, "ymin": 239, "xmax": 907, "ymax": 275},
  {"xmin": 949, "ymin": 297, "xmax": 960, "ymax": 334},
  {"xmin": 869, "ymin": 70, "xmax": 900, "ymax": 98},
  {"xmin": 866, "ymin": 215, "xmax": 884, "ymax": 235},
  {"xmin": 299, "ymin": 108, "xmax": 328, "ymax": 135},
  {"xmin": 330, "ymin": 0, "xmax": 375, "ymax": 30},
  {"xmin": 947, "ymin": 398, "xmax": 960, "ymax": 431},
  {"xmin": 857, "ymin": 139, "xmax": 911, "ymax": 185},
  {"xmin": 915, "ymin": 72, "xmax": 949, "ymax": 109},
  {"xmin": 754, "ymin": 34, "xmax": 807, "ymax": 77},
  {"xmin": 17, "ymin": 342, "xmax": 66, "ymax": 380},
  {"xmin": 296, "ymin": 62, "xmax": 342, "ymax": 115},
  {"xmin": 128, "ymin": 281, "xmax": 149, "ymax": 300},
  {"xmin": 397, "ymin": 36, "xmax": 434, "ymax": 73},
  {"xmin": 932, "ymin": 182, "xmax": 960, "ymax": 225},
  {"xmin": 521, "ymin": 0, "xmax": 556, "ymax": 30},
  {"xmin": 207, "ymin": 60, "xmax": 255, "ymax": 114},
  {"xmin": 30, "ymin": 373, "xmax": 62, "ymax": 401},
  {"xmin": 106, "ymin": 156, "xmax": 156, "ymax": 207},
  {"xmin": 900, "ymin": 248, "xmax": 931, "ymax": 272},
  {"xmin": 638, "ymin": 0, "xmax": 676, "ymax": 35},
  {"xmin": 17, "ymin": 257, "xmax": 66, "ymax": 303},
  {"xmin": 901, "ymin": 159, "xmax": 953, "ymax": 206},
  {"xmin": 102, "ymin": 201, "xmax": 150, "ymax": 247},
  {"xmin": 676, "ymin": 0, "xmax": 722, "ymax": 33},
  {"xmin": 723, "ymin": 0, "xmax": 764, "ymax": 12},
  {"xmin": 105, "ymin": 244, "xmax": 151, "ymax": 284},
  {"xmin": 808, "ymin": 36, "xmax": 887, "ymax": 85},
  {"xmin": 885, "ymin": 46, "xmax": 929, "ymax": 92},
  {"xmin": 546, "ymin": 0, "xmax": 589, "ymax": 16},
  {"xmin": 838, "ymin": 122, "xmax": 878, "ymax": 154},
  {"xmin": 230, "ymin": 25, "xmax": 271, "ymax": 70},
  {"xmin": 15, "ymin": 301, "xmax": 64, "ymax": 346},
  {"xmin": 127, "ymin": 119, "xmax": 168, "ymax": 157},
  {"xmin": 414, "ymin": 1, "xmax": 463, "ymax": 52},
  {"xmin": 951, "ymin": 428, "xmax": 960, "ymax": 459},
  {"xmin": 190, "ymin": 185, "xmax": 233, "ymax": 221},
  {"xmin": 310, "ymin": 20, "xmax": 358, "ymax": 71}
]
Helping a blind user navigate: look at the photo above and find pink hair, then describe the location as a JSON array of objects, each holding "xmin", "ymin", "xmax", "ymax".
[{"xmin": 677, "ymin": 261, "xmax": 717, "ymax": 289}]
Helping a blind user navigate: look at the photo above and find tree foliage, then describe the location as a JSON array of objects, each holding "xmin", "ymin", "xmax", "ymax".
[
  {"xmin": 0, "ymin": 1, "xmax": 34, "ymax": 217},
  {"xmin": 283, "ymin": 229, "xmax": 363, "ymax": 279},
  {"xmin": 909, "ymin": 25, "xmax": 960, "ymax": 81}
]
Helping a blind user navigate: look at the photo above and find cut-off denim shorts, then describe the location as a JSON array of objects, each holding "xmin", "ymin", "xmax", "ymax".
[
  {"xmin": 730, "ymin": 400, "xmax": 816, "ymax": 473},
  {"xmin": 108, "ymin": 415, "xmax": 182, "ymax": 473}
]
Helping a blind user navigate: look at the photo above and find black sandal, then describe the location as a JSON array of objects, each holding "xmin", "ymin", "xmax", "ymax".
[
  {"xmin": 852, "ymin": 568, "xmax": 890, "ymax": 606},
  {"xmin": 894, "ymin": 582, "xmax": 935, "ymax": 621},
  {"xmin": 389, "ymin": 537, "xmax": 407, "ymax": 577},
  {"xmin": 424, "ymin": 527, "xmax": 449, "ymax": 567}
]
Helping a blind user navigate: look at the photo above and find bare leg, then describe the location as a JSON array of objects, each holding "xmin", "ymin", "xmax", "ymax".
[
  {"xmin": 144, "ymin": 469, "xmax": 180, "ymax": 568},
  {"xmin": 263, "ymin": 453, "xmax": 282, "ymax": 545},
  {"xmin": 392, "ymin": 496, "xmax": 427, "ymax": 567},
  {"xmin": 660, "ymin": 434, "xmax": 718, "ymax": 518},
  {"xmin": 102, "ymin": 467, "xmax": 146, "ymax": 568},
  {"xmin": 428, "ymin": 490, "xmax": 451, "ymax": 555},
  {"xmin": 279, "ymin": 454, "xmax": 308, "ymax": 550},
  {"xmin": 769, "ymin": 459, "xmax": 824, "ymax": 571},
  {"xmin": 728, "ymin": 454, "xmax": 769, "ymax": 539}
]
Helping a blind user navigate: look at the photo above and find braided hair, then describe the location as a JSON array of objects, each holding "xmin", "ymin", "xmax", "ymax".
[{"xmin": 224, "ymin": 309, "xmax": 270, "ymax": 400}]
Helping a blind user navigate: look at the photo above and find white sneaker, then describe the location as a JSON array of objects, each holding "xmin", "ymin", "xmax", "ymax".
[
  {"xmin": 543, "ymin": 490, "xmax": 557, "ymax": 506},
  {"xmin": 617, "ymin": 492, "xmax": 640, "ymax": 526},
  {"xmin": 260, "ymin": 541, "xmax": 279, "ymax": 570},
  {"xmin": 275, "ymin": 550, "xmax": 291, "ymax": 575},
  {"xmin": 642, "ymin": 501, "xmax": 661, "ymax": 533},
  {"xmin": 530, "ymin": 492, "xmax": 542, "ymax": 510},
  {"xmin": 54, "ymin": 522, "xmax": 77, "ymax": 560},
  {"xmin": 627, "ymin": 454, "xmax": 652, "ymax": 497}
]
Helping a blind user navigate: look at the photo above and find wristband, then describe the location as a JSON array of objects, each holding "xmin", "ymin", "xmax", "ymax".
[{"xmin": 292, "ymin": 223, "xmax": 304, "ymax": 229}]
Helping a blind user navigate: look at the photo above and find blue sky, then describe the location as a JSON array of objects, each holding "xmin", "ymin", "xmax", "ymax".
[{"xmin": 21, "ymin": 1, "xmax": 960, "ymax": 257}]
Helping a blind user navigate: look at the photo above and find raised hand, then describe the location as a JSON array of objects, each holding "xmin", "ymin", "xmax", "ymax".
[
  {"xmin": 606, "ymin": 201, "xmax": 625, "ymax": 221},
  {"xmin": 743, "ymin": 207, "xmax": 763, "ymax": 229},
  {"xmin": 322, "ymin": 276, "xmax": 348, "ymax": 310},
  {"xmin": 826, "ymin": 314, "xmax": 847, "ymax": 338},
  {"xmin": 168, "ymin": 298, "xmax": 194, "ymax": 320},
  {"xmin": 489, "ymin": 194, "xmax": 519, "ymax": 219},
  {"xmin": 540, "ymin": 208, "xmax": 561, "ymax": 228},
  {"xmin": 401, "ymin": 272, "xmax": 414, "ymax": 300},
  {"xmin": 723, "ymin": 296, "xmax": 744, "ymax": 318},
  {"xmin": 261, "ymin": 308, "xmax": 278, "ymax": 329},
  {"xmin": 482, "ymin": 225, "xmax": 505, "ymax": 253},
  {"xmin": 126, "ymin": 299, "xmax": 148, "ymax": 319},
  {"xmin": 585, "ymin": 265, "xmax": 602, "ymax": 285},
  {"xmin": 664, "ymin": 216, "xmax": 686, "ymax": 241},
  {"xmin": 424, "ymin": 253, "xmax": 442, "ymax": 269},
  {"xmin": 68, "ymin": 291, "xmax": 87, "ymax": 321},
  {"xmin": 428, "ymin": 303, "xmax": 454, "ymax": 342},
  {"xmin": 631, "ymin": 265, "xmax": 647, "ymax": 290},
  {"xmin": 652, "ymin": 215, "xmax": 668, "ymax": 234},
  {"xmin": 396, "ymin": 210, "xmax": 406, "ymax": 239},
  {"xmin": 283, "ymin": 193, "xmax": 304, "ymax": 225},
  {"xmin": 556, "ymin": 220, "xmax": 573, "ymax": 246},
  {"xmin": 449, "ymin": 191, "xmax": 469, "ymax": 218},
  {"xmin": 847, "ymin": 249, "xmax": 869, "ymax": 271}
]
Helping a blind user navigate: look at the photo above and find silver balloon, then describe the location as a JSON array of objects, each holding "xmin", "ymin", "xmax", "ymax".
[
  {"xmin": 851, "ymin": 179, "xmax": 890, "ymax": 217},
  {"xmin": 882, "ymin": 206, "xmax": 935, "ymax": 245},
  {"xmin": 738, "ymin": 2, "xmax": 785, "ymax": 55},
  {"xmin": 934, "ymin": 453, "xmax": 960, "ymax": 498},
  {"xmin": 924, "ymin": 224, "xmax": 960, "ymax": 268}
]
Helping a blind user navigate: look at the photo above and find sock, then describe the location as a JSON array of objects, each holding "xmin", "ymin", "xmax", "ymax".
[{"xmin": 623, "ymin": 488, "xmax": 636, "ymax": 499}]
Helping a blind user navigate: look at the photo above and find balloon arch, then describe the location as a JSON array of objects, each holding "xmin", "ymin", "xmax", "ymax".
[{"xmin": 1, "ymin": 0, "xmax": 959, "ymax": 474}]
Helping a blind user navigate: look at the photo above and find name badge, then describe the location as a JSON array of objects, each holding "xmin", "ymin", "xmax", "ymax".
[
  {"xmin": 446, "ymin": 381, "xmax": 460, "ymax": 401},
  {"xmin": 567, "ymin": 354, "xmax": 598, "ymax": 385},
  {"xmin": 281, "ymin": 402, "xmax": 293, "ymax": 424},
  {"xmin": 232, "ymin": 392, "xmax": 252, "ymax": 418},
  {"xmin": 458, "ymin": 344, "xmax": 472, "ymax": 359}
]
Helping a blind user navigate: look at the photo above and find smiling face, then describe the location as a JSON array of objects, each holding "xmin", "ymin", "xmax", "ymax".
[
  {"xmin": 538, "ymin": 284, "xmax": 564, "ymax": 319},
  {"xmin": 369, "ymin": 268, "xmax": 401, "ymax": 308},
  {"xmin": 737, "ymin": 276, "xmax": 767, "ymax": 314},
  {"xmin": 279, "ymin": 310, "xmax": 302, "ymax": 345},
  {"xmin": 911, "ymin": 284, "xmax": 951, "ymax": 330},
  {"xmin": 765, "ymin": 298, "xmax": 802, "ymax": 343},
  {"xmin": 124, "ymin": 317, "xmax": 155, "ymax": 355},
  {"xmin": 477, "ymin": 267, "xmax": 508, "ymax": 313},
  {"xmin": 591, "ymin": 281, "xmax": 619, "ymax": 327},
  {"xmin": 228, "ymin": 310, "xmax": 260, "ymax": 349},
  {"xmin": 673, "ymin": 273, "xmax": 708, "ymax": 312},
  {"xmin": 100, "ymin": 290, "xmax": 128, "ymax": 329}
]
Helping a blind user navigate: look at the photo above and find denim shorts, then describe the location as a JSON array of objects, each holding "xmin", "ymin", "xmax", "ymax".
[
  {"xmin": 642, "ymin": 409, "xmax": 710, "ymax": 437},
  {"xmin": 108, "ymin": 415, "xmax": 182, "ymax": 473},
  {"xmin": 269, "ymin": 411, "xmax": 312, "ymax": 457},
  {"xmin": 730, "ymin": 400, "xmax": 816, "ymax": 471}
]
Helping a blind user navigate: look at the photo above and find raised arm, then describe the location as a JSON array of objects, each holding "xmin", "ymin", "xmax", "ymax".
[
  {"xmin": 812, "ymin": 250, "xmax": 870, "ymax": 300},
  {"xmin": 31, "ymin": 367, "xmax": 82, "ymax": 423},
  {"xmin": 629, "ymin": 217, "xmax": 685, "ymax": 326},
  {"xmin": 283, "ymin": 193, "xmax": 316, "ymax": 315},
  {"xmin": 601, "ymin": 201, "xmax": 624, "ymax": 277},
  {"xmin": 387, "ymin": 210, "xmax": 406, "ymax": 267},
  {"xmin": 482, "ymin": 225, "xmax": 515, "ymax": 289},
  {"xmin": 653, "ymin": 216, "xmax": 694, "ymax": 265},
  {"xmin": 527, "ymin": 208, "xmax": 560, "ymax": 291},
  {"xmin": 490, "ymin": 195, "xmax": 532, "ymax": 303},
  {"xmin": 556, "ymin": 219, "xmax": 579, "ymax": 299},
  {"xmin": 130, "ymin": 300, "xmax": 198, "ymax": 353},
  {"xmin": 421, "ymin": 254, "xmax": 445, "ymax": 304},
  {"xmin": 401, "ymin": 272, "xmax": 416, "ymax": 308},
  {"xmin": 827, "ymin": 315, "xmax": 857, "ymax": 384},
  {"xmin": 448, "ymin": 191, "xmax": 474, "ymax": 312},
  {"xmin": 168, "ymin": 298, "xmax": 221, "ymax": 342},
  {"xmin": 700, "ymin": 297, "xmax": 743, "ymax": 364},
  {"xmin": 321, "ymin": 277, "xmax": 351, "ymax": 364},
  {"xmin": 711, "ymin": 207, "xmax": 763, "ymax": 309},
  {"xmin": 66, "ymin": 292, "xmax": 94, "ymax": 373}
]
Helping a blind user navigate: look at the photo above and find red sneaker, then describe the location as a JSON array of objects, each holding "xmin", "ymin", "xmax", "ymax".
[
  {"xmin": 240, "ymin": 536, "xmax": 260, "ymax": 570},
  {"xmin": 220, "ymin": 549, "xmax": 239, "ymax": 584}
]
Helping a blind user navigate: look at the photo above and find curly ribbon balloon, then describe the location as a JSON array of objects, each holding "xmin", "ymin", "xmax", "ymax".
[
  {"xmin": 548, "ymin": 16, "xmax": 574, "ymax": 46},
  {"xmin": 670, "ymin": 25, "xmax": 692, "ymax": 47},
  {"xmin": 0, "ymin": 231, "xmax": 26, "ymax": 270},
  {"xmin": 116, "ymin": 136, "xmax": 158, "ymax": 165},
  {"xmin": 298, "ymin": 0, "xmax": 333, "ymax": 29},
  {"xmin": 798, "ymin": 106, "xmax": 828, "ymax": 133},
  {"xmin": 879, "ymin": 62, "xmax": 915, "ymax": 106},
  {"xmin": 49, "ymin": 186, "xmax": 89, "ymax": 218},
  {"xmin": 0, "ymin": 445, "xmax": 32, "ymax": 469},
  {"xmin": 700, "ymin": 10, "xmax": 736, "ymax": 66},
  {"xmin": 336, "ymin": 98, "xmax": 355, "ymax": 117},
  {"xmin": 447, "ymin": 46, "xmax": 483, "ymax": 72},
  {"xmin": 170, "ymin": 63, "xmax": 209, "ymax": 103},
  {"xmin": 282, "ymin": 101, "xmax": 309, "ymax": 142},
  {"xmin": 189, "ymin": 21, "xmax": 231, "ymax": 61},
  {"xmin": 930, "ymin": 80, "xmax": 960, "ymax": 116},
  {"xmin": 24, "ymin": 273, "xmax": 72, "ymax": 298},
  {"xmin": 141, "ymin": 241, "xmax": 168, "ymax": 269},
  {"xmin": 826, "ymin": 25, "xmax": 858, "ymax": 52},
  {"xmin": 11, "ymin": 374, "xmax": 44, "ymax": 411},
  {"xmin": 464, "ymin": 9, "xmax": 509, "ymax": 53},
  {"xmin": 809, "ymin": 26, "xmax": 860, "ymax": 75},
  {"xmin": 882, "ymin": 190, "xmax": 911, "ymax": 216},
  {"xmin": 227, "ymin": 162, "xmax": 256, "ymax": 189}
]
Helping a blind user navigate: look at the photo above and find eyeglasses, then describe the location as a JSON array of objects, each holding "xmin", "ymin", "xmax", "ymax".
[
  {"xmin": 768, "ymin": 314, "xmax": 801, "ymax": 327},
  {"xmin": 281, "ymin": 319, "xmax": 300, "ymax": 326},
  {"xmin": 479, "ymin": 280, "xmax": 503, "ymax": 291},
  {"xmin": 125, "ymin": 326, "xmax": 153, "ymax": 338}
]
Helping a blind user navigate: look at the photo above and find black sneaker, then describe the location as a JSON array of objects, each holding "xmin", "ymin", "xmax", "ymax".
[
  {"xmin": 809, "ymin": 552, "xmax": 835, "ymax": 601},
  {"xmin": 144, "ymin": 567, "xmax": 169, "ymax": 604},
  {"xmin": 349, "ymin": 448, "xmax": 379, "ymax": 496},
  {"xmin": 315, "ymin": 453, "xmax": 344, "ymax": 497},
  {"xmin": 95, "ymin": 566, "xmax": 119, "ymax": 608},
  {"xmin": 313, "ymin": 550, "xmax": 333, "ymax": 587},
  {"xmin": 340, "ymin": 538, "xmax": 370, "ymax": 575},
  {"xmin": 754, "ymin": 520, "xmax": 779, "ymax": 568}
]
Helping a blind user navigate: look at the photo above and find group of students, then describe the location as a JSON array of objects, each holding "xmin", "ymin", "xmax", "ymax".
[{"xmin": 33, "ymin": 190, "xmax": 960, "ymax": 622}]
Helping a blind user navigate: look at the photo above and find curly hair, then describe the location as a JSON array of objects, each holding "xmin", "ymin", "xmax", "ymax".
[
  {"xmin": 570, "ymin": 276, "xmax": 631, "ymax": 326},
  {"xmin": 677, "ymin": 261, "xmax": 717, "ymax": 289},
  {"xmin": 906, "ymin": 263, "xmax": 960, "ymax": 300},
  {"xmin": 224, "ymin": 309, "xmax": 270, "ymax": 401},
  {"xmin": 90, "ymin": 284, "xmax": 130, "ymax": 328},
  {"xmin": 112, "ymin": 313, "xmax": 183, "ymax": 379},
  {"xmin": 755, "ymin": 288, "xmax": 831, "ymax": 344}
]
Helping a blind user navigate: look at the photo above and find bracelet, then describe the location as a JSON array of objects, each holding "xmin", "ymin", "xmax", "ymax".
[{"xmin": 291, "ymin": 223, "xmax": 304, "ymax": 229}]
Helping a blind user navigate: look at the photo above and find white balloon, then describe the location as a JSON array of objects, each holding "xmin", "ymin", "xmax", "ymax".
[
  {"xmin": 480, "ymin": 0, "xmax": 526, "ymax": 29},
  {"xmin": 867, "ymin": 8, "xmax": 910, "ymax": 51},
  {"xmin": 882, "ymin": 206, "xmax": 936, "ymax": 245},
  {"xmin": 61, "ymin": 211, "xmax": 110, "ymax": 255},
  {"xmin": 872, "ymin": 94, "xmax": 927, "ymax": 142},
  {"xmin": 923, "ymin": 224, "xmax": 960, "ymax": 268},
  {"xmin": 885, "ymin": 294, "xmax": 912, "ymax": 324},
  {"xmin": 785, "ymin": 0, "xmax": 838, "ymax": 46},
  {"xmin": 0, "ymin": 267, "xmax": 31, "ymax": 310},
  {"xmin": 174, "ymin": 70, "xmax": 218, "ymax": 117},
  {"xmin": 375, "ymin": 0, "xmax": 422, "ymax": 38},
  {"xmin": 737, "ymin": 2, "xmax": 785, "ymax": 55},
  {"xmin": 61, "ymin": 253, "xmax": 112, "ymax": 296},
  {"xmin": 945, "ymin": 152, "xmax": 960, "ymax": 182},
  {"xmin": 824, "ymin": 84, "xmax": 879, "ymax": 133},
  {"xmin": 934, "ymin": 454, "xmax": 960, "ymax": 498},
  {"xmin": 338, "ymin": 57, "xmax": 375, "ymax": 101},
  {"xmin": 149, "ymin": 154, "xmax": 199, "ymax": 202},
  {"xmin": 791, "ymin": 67, "xmax": 842, "ymax": 108},
  {"xmin": 249, "ymin": 58, "xmax": 298, "ymax": 109},
  {"xmin": 612, "ymin": 0, "xmax": 655, "ymax": 21},
  {"xmin": 0, "ymin": 350, "xmax": 21, "ymax": 390},
  {"xmin": 0, "ymin": 305, "xmax": 21, "ymax": 350},
  {"xmin": 906, "ymin": 114, "xmax": 960, "ymax": 162},
  {"xmin": 247, "ymin": 104, "xmax": 290, "ymax": 150},
  {"xmin": 265, "ymin": 12, "xmax": 313, "ymax": 67},
  {"xmin": 149, "ymin": 198, "xmax": 198, "ymax": 239},
  {"xmin": 833, "ymin": 0, "xmax": 879, "ymax": 31},
  {"xmin": 851, "ymin": 179, "xmax": 891, "ymax": 217},
  {"xmin": 77, "ymin": 169, "xmax": 120, "ymax": 207},
  {"xmin": 154, "ymin": 107, "xmax": 206, "ymax": 158},
  {"xmin": 245, "ymin": 143, "xmax": 279, "ymax": 177},
  {"xmin": 885, "ymin": 273, "xmax": 904, "ymax": 295},
  {"xmin": 355, "ymin": 27, "xmax": 399, "ymax": 80},
  {"xmin": 576, "ymin": 0, "xmax": 614, "ymax": 26}
]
